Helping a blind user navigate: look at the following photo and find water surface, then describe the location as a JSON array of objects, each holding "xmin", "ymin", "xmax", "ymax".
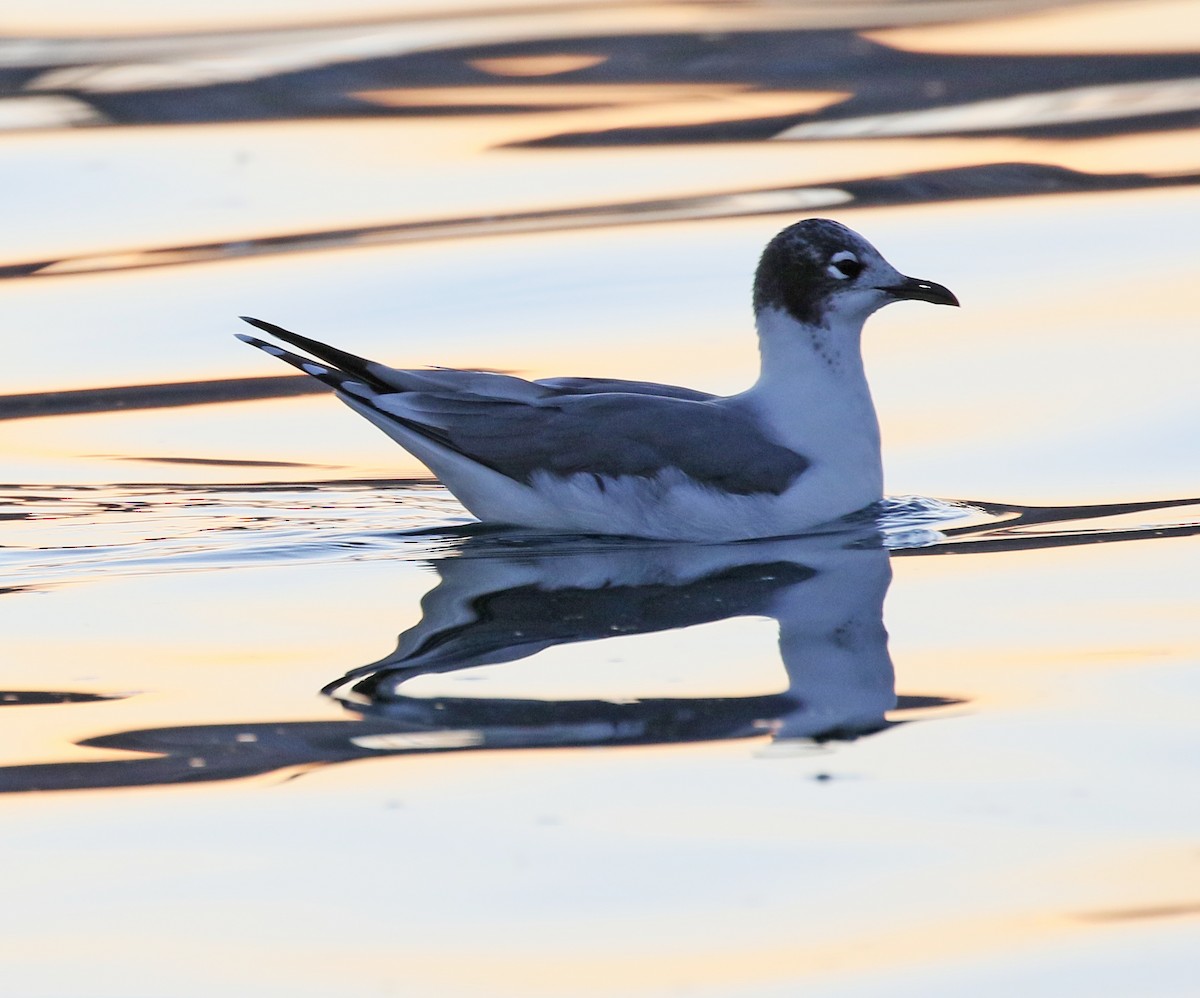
[{"xmin": 1, "ymin": 2, "xmax": 1197, "ymax": 995}]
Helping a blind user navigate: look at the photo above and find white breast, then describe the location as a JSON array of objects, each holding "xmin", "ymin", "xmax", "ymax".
[{"xmin": 730, "ymin": 305, "xmax": 885, "ymax": 526}]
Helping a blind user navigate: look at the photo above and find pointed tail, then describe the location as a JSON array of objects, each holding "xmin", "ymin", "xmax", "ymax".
[
  {"xmin": 237, "ymin": 316, "xmax": 392, "ymax": 392},
  {"xmin": 234, "ymin": 331, "xmax": 365, "ymax": 396}
]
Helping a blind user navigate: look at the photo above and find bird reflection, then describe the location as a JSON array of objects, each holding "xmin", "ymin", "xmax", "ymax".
[
  {"xmin": 325, "ymin": 527, "xmax": 929, "ymax": 746},
  {"xmin": 0, "ymin": 526, "xmax": 958, "ymax": 794},
  {"xmin": 0, "ymin": 495, "xmax": 1194, "ymax": 792}
]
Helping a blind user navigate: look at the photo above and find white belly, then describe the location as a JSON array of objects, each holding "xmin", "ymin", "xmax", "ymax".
[{"xmin": 463, "ymin": 466, "xmax": 881, "ymax": 541}]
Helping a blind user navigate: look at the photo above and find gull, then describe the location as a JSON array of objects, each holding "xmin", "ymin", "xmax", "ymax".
[{"xmin": 236, "ymin": 218, "xmax": 957, "ymax": 540}]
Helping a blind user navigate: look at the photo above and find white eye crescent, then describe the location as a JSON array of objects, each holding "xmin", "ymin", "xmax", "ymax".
[{"xmin": 827, "ymin": 251, "xmax": 863, "ymax": 280}]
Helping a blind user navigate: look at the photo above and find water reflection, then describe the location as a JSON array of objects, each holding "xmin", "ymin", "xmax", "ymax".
[
  {"xmin": 4, "ymin": 161, "xmax": 1192, "ymax": 287},
  {"xmin": 0, "ymin": 3, "xmax": 1196, "ymax": 296},
  {"xmin": 2, "ymin": 492, "xmax": 1198, "ymax": 793},
  {"xmin": 0, "ymin": 527, "xmax": 953, "ymax": 793},
  {"xmin": 1, "ymin": 0, "xmax": 1197, "ymax": 798},
  {"xmin": 0, "ymin": 690, "xmax": 126, "ymax": 706},
  {"xmin": 5, "ymin": 485, "xmax": 1198, "ymax": 592},
  {"xmin": 6, "ymin": 12, "xmax": 1197, "ymax": 143},
  {"xmin": 0, "ymin": 374, "xmax": 322, "ymax": 417},
  {"xmin": 327, "ymin": 530, "xmax": 912, "ymax": 741}
]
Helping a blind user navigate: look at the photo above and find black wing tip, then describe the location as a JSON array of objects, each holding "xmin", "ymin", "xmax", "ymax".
[
  {"xmin": 235, "ymin": 316, "xmax": 394, "ymax": 394},
  {"xmin": 239, "ymin": 315, "xmax": 293, "ymax": 337},
  {"xmin": 234, "ymin": 332, "xmax": 294, "ymax": 364},
  {"xmin": 235, "ymin": 332, "xmax": 347, "ymax": 391}
]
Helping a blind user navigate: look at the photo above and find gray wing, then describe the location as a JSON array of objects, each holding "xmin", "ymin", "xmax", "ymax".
[
  {"xmin": 377, "ymin": 391, "xmax": 808, "ymax": 495},
  {"xmin": 235, "ymin": 319, "xmax": 798, "ymax": 493},
  {"xmin": 535, "ymin": 376, "xmax": 715, "ymax": 401},
  {"xmin": 381, "ymin": 373, "xmax": 714, "ymax": 403}
]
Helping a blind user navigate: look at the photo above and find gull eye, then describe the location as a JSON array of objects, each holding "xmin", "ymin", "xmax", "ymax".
[{"xmin": 827, "ymin": 251, "xmax": 863, "ymax": 280}]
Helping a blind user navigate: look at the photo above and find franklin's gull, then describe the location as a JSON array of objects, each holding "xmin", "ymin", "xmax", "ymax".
[{"xmin": 236, "ymin": 218, "xmax": 957, "ymax": 540}]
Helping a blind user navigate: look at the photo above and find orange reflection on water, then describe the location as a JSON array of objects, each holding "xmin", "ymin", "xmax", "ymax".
[
  {"xmin": 2, "ymin": 112, "xmax": 1196, "ymax": 276},
  {"xmin": 0, "ymin": 395, "xmax": 420, "ymax": 483},
  {"xmin": 357, "ymin": 83, "xmax": 849, "ymax": 129},
  {"xmin": 0, "ymin": 558, "xmax": 428, "ymax": 765},
  {"xmin": 467, "ymin": 53, "xmax": 608, "ymax": 76},
  {"xmin": 774, "ymin": 83, "xmax": 1200, "ymax": 140},
  {"xmin": 0, "ymin": 0, "xmax": 984, "ymax": 40},
  {"xmin": 870, "ymin": 0, "xmax": 1200, "ymax": 55}
]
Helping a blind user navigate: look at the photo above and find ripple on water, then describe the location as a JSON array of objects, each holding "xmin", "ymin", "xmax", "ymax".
[
  {"xmin": 0, "ymin": 481, "xmax": 471, "ymax": 590},
  {"xmin": 4, "ymin": 480, "xmax": 1197, "ymax": 593}
]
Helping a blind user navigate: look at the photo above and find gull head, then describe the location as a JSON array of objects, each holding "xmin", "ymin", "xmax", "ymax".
[{"xmin": 753, "ymin": 218, "xmax": 958, "ymax": 331}]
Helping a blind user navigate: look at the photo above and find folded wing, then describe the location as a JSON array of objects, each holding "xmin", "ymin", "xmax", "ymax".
[
  {"xmin": 377, "ymin": 390, "xmax": 808, "ymax": 495},
  {"xmin": 237, "ymin": 318, "xmax": 808, "ymax": 496}
]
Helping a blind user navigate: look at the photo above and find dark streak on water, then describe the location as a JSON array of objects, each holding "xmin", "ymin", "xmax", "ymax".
[
  {"xmin": 0, "ymin": 691, "xmax": 129, "ymax": 706},
  {"xmin": 5, "ymin": 163, "xmax": 1195, "ymax": 284},
  {"xmin": 13, "ymin": 21, "xmax": 1197, "ymax": 140},
  {"xmin": 0, "ymin": 375, "xmax": 323, "ymax": 419},
  {"xmin": 503, "ymin": 29, "xmax": 1200, "ymax": 145},
  {"xmin": 110, "ymin": 456, "xmax": 332, "ymax": 468}
]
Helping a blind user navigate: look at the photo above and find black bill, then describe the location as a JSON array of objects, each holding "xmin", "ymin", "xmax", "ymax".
[{"xmin": 880, "ymin": 276, "xmax": 959, "ymax": 307}]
